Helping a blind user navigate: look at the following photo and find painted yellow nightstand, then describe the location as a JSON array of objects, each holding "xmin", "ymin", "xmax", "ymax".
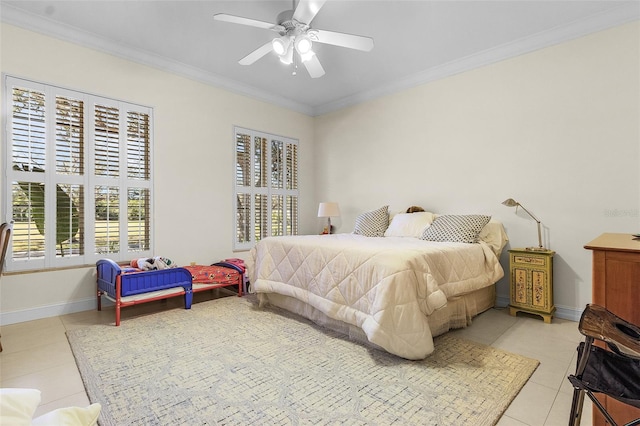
[{"xmin": 508, "ymin": 248, "xmax": 555, "ymax": 323}]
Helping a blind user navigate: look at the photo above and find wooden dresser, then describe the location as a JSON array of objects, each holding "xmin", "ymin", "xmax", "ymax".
[{"xmin": 584, "ymin": 233, "xmax": 640, "ymax": 425}]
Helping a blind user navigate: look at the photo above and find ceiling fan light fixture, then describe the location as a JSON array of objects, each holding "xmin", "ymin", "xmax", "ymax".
[
  {"xmin": 294, "ymin": 35, "xmax": 313, "ymax": 55},
  {"xmin": 272, "ymin": 37, "xmax": 289, "ymax": 56},
  {"xmin": 279, "ymin": 44, "xmax": 294, "ymax": 64}
]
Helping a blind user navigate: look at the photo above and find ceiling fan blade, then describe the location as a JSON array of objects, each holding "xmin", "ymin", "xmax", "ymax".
[
  {"xmin": 239, "ymin": 41, "xmax": 274, "ymax": 65},
  {"xmin": 292, "ymin": 0, "xmax": 327, "ymax": 25},
  {"xmin": 314, "ymin": 29, "xmax": 374, "ymax": 52},
  {"xmin": 214, "ymin": 13, "xmax": 284, "ymax": 32},
  {"xmin": 303, "ymin": 54, "xmax": 325, "ymax": 78}
]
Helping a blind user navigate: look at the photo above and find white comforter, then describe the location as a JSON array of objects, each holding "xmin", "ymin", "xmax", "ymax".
[{"xmin": 249, "ymin": 234, "xmax": 504, "ymax": 359}]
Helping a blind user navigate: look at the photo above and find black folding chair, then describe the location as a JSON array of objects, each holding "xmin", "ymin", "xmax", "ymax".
[{"xmin": 568, "ymin": 304, "xmax": 640, "ymax": 426}]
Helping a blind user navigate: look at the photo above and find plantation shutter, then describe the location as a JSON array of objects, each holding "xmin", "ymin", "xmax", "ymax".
[
  {"xmin": 255, "ymin": 194, "xmax": 267, "ymax": 242},
  {"xmin": 285, "ymin": 143, "xmax": 298, "ymax": 235},
  {"xmin": 236, "ymin": 132, "xmax": 251, "ymax": 245},
  {"xmin": 127, "ymin": 111, "xmax": 150, "ymax": 180},
  {"xmin": 126, "ymin": 110, "xmax": 151, "ymax": 252},
  {"xmin": 233, "ymin": 127, "xmax": 299, "ymax": 250},
  {"xmin": 127, "ymin": 188, "xmax": 150, "ymax": 251},
  {"xmin": 55, "ymin": 96, "xmax": 84, "ymax": 175},
  {"xmin": 94, "ymin": 104, "xmax": 120, "ymax": 178},
  {"xmin": 55, "ymin": 95, "xmax": 84, "ymax": 258},
  {"xmin": 286, "ymin": 195, "xmax": 298, "ymax": 235},
  {"xmin": 12, "ymin": 87, "xmax": 46, "ymax": 171},
  {"xmin": 4, "ymin": 76, "xmax": 154, "ymax": 271},
  {"xmin": 10, "ymin": 86, "xmax": 47, "ymax": 263},
  {"xmin": 94, "ymin": 185, "xmax": 119, "ymax": 254}
]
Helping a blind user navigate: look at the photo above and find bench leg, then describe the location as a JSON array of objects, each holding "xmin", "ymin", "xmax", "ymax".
[{"xmin": 185, "ymin": 289, "xmax": 193, "ymax": 309}]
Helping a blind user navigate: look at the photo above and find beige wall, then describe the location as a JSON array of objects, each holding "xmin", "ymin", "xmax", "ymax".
[
  {"xmin": 314, "ymin": 21, "xmax": 640, "ymax": 317},
  {"xmin": 0, "ymin": 23, "xmax": 315, "ymax": 323},
  {"xmin": 2, "ymin": 20, "xmax": 639, "ymax": 324}
]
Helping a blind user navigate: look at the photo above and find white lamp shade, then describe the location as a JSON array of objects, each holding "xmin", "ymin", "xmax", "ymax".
[
  {"xmin": 317, "ymin": 202, "xmax": 340, "ymax": 218},
  {"xmin": 272, "ymin": 37, "xmax": 289, "ymax": 55},
  {"xmin": 279, "ymin": 44, "xmax": 294, "ymax": 64},
  {"xmin": 295, "ymin": 35, "xmax": 313, "ymax": 54}
]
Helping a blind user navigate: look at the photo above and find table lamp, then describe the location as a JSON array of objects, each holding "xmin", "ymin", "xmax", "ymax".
[
  {"xmin": 317, "ymin": 202, "xmax": 340, "ymax": 234},
  {"xmin": 502, "ymin": 198, "xmax": 546, "ymax": 251}
]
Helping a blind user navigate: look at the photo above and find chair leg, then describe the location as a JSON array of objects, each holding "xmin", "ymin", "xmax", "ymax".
[
  {"xmin": 586, "ymin": 390, "xmax": 619, "ymax": 426},
  {"xmin": 569, "ymin": 388, "xmax": 585, "ymax": 426}
]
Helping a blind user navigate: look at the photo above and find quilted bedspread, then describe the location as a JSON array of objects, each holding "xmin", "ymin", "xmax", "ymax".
[{"xmin": 249, "ymin": 234, "xmax": 504, "ymax": 359}]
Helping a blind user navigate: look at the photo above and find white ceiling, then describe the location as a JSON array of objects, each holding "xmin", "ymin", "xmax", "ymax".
[{"xmin": 2, "ymin": 1, "xmax": 639, "ymax": 115}]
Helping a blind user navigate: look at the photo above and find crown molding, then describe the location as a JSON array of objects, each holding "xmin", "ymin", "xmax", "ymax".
[
  {"xmin": 0, "ymin": 3, "xmax": 315, "ymax": 116},
  {"xmin": 2, "ymin": 2, "xmax": 638, "ymax": 117},
  {"xmin": 313, "ymin": 3, "xmax": 640, "ymax": 116}
]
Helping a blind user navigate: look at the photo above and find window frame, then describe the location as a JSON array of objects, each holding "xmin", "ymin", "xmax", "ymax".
[
  {"xmin": 2, "ymin": 75, "xmax": 154, "ymax": 272},
  {"xmin": 233, "ymin": 126, "xmax": 299, "ymax": 251}
]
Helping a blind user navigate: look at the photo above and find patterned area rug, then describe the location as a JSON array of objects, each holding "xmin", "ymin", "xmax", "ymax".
[{"xmin": 67, "ymin": 296, "xmax": 538, "ymax": 425}]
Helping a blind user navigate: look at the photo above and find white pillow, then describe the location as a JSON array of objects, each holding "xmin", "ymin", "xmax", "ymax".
[
  {"xmin": 32, "ymin": 403, "xmax": 101, "ymax": 426},
  {"xmin": 384, "ymin": 212, "xmax": 435, "ymax": 237},
  {"xmin": 0, "ymin": 388, "xmax": 100, "ymax": 426},
  {"xmin": 0, "ymin": 388, "xmax": 41, "ymax": 426}
]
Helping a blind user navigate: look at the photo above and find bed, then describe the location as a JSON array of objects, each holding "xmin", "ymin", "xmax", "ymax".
[{"xmin": 248, "ymin": 209, "xmax": 508, "ymax": 360}]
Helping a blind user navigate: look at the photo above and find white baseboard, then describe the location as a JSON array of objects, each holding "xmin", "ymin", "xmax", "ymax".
[
  {"xmin": 2, "ymin": 294, "xmax": 584, "ymax": 326},
  {"xmin": 0, "ymin": 297, "xmax": 111, "ymax": 326},
  {"xmin": 495, "ymin": 295, "xmax": 583, "ymax": 322}
]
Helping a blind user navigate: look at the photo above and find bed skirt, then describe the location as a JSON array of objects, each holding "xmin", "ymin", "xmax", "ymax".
[{"xmin": 257, "ymin": 285, "xmax": 496, "ymax": 351}]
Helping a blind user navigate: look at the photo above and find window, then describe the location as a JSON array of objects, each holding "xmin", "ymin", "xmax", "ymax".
[
  {"xmin": 3, "ymin": 76, "xmax": 153, "ymax": 271},
  {"xmin": 234, "ymin": 127, "xmax": 298, "ymax": 250}
]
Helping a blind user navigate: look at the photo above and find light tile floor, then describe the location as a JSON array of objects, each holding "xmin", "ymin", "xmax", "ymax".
[{"xmin": 0, "ymin": 293, "xmax": 592, "ymax": 425}]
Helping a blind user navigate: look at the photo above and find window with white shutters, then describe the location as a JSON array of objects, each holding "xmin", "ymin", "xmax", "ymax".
[
  {"xmin": 3, "ymin": 76, "xmax": 153, "ymax": 271},
  {"xmin": 234, "ymin": 127, "xmax": 298, "ymax": 250}
]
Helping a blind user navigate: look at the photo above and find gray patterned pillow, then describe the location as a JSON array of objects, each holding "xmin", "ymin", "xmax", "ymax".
[
  {"xmin": 421, "ymin": 214, "xmax": 491, "ymax": 243},
  {"xmin": 353, "ymin": 205, "xmax": 389, "ymax": 237}
]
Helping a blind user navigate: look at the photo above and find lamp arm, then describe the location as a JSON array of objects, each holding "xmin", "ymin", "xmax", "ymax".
[
  {"xmin": 517, "ymin": 204, "xmax": 543, "ymax": 249},
  {"xmin": 516, "ymin": 204, "xmax": 540, "ymax": 224}
]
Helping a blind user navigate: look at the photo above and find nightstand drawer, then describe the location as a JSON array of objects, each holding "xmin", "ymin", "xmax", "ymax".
[{"xmin": 512, "ymin": 254, "xmax": 547, "ymax": 267}]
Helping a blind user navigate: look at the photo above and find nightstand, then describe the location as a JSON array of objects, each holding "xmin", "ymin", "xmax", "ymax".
[{"xmin": 508, "ymin": 248, "xmax": 555, "ymax": 323}]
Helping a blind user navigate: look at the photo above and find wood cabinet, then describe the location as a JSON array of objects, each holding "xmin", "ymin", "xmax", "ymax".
[
  {"xmin": 508, "ymin": 249, "xmax": 555, "ymax": 323},
  {"xmin": 584, "ymin": 233, "xmax": 640, "ymax": 426}
]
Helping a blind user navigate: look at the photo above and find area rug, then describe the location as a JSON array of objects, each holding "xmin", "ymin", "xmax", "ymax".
[{"xmin": 67, "ymin": 296, "xmax": 539, "ymax": 425}]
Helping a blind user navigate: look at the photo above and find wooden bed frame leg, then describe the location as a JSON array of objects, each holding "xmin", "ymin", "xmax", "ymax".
[
  {"xmin": 97, "ymin": 290, "xmax": 102, "ymax": 311},
  {"xmin": 115, "ymin": 277, "xmax": 121, "ymax": 326},
  {"xmin": 115, "ymin": 302, "xmax": 121, "ymax": 326},
  {"xmin": 238, "ymin": 276, "xmax": 243, "ymax": 297}
]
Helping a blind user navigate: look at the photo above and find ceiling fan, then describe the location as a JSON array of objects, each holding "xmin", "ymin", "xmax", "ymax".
[{"xmin": 214, "ymin": 0, "xmax": 374, "ymax": 78}]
